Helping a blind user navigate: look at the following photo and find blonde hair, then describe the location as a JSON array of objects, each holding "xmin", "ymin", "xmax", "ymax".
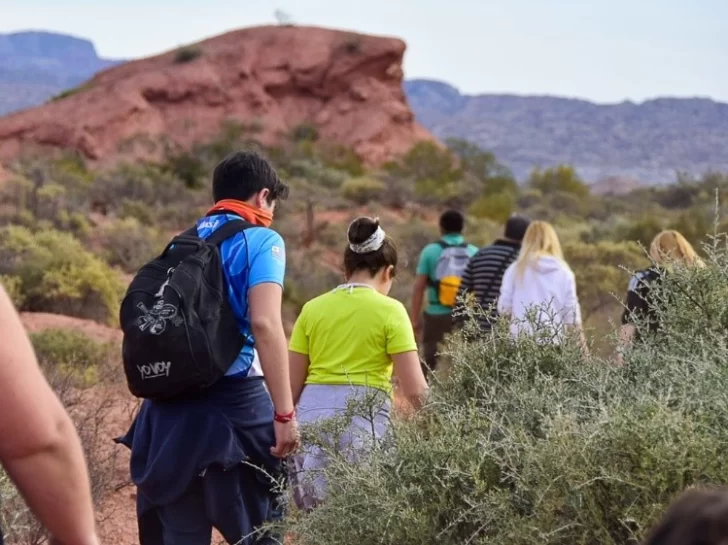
[
  {"xmin": 649, "ymin": 230, "xmax": 704, "ymax": 268},
  {"xmin": 515, "ymin": 221, "xmax": 565, "ymax": 280}
]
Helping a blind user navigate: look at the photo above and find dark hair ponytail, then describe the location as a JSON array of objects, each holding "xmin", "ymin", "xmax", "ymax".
[{"xmin": 344, "ymin": 217, "xmax": 398, "ymax": 278}]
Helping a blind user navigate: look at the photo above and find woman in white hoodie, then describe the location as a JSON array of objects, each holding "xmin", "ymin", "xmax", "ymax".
[{"xmin": 497, "ymin": 221, "xmax": 586, "ymax": 349}]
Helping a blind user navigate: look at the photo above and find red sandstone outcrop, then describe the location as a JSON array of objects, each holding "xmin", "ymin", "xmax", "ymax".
[{"xmin": 0, "ymin": 26, "xmax": 434, "ymax": 166}]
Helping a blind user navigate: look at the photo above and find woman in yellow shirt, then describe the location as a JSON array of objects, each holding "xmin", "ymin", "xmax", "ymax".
[{"xmin": 288, "ymin": 216, "xmax": 428, "ymax": 510}]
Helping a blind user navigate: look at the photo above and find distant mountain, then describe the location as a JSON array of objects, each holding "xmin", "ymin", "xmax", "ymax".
[
  {"xmin": 404, "ymin": 79, "xmax": 728, "ymax": 184},
  {"xmin": 0, "ymin": 31, "xmax": 122, "ymax": 115}
]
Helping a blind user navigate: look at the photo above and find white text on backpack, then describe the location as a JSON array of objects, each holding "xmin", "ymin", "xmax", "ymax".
[{"xmin": 138, "ymin": 361, "xmax": 172, "ymax": 380}]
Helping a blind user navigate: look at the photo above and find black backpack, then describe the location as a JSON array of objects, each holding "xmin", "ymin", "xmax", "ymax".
[{"xmin": 119, "ymin": 218, "xmax": 252, "ymax": 400}]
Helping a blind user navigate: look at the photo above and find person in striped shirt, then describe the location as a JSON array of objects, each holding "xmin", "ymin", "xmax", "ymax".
[{"xmin": 455, "ymin": 215, "xmax": 531, "ymax": 331}]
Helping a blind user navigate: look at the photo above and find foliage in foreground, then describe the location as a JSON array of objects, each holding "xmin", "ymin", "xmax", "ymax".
[{"xmin": 283, "ymin": 236, "xmax": 728, "ymax": 545}]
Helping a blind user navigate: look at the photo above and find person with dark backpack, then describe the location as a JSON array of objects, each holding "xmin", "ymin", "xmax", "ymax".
[
  {"xmin": 116, "ymin": 151, "xmax": 299, "ymax": 545},
  {"xmin": 410, "ymin": 210, "xmax": 477, "ymax": 379}
]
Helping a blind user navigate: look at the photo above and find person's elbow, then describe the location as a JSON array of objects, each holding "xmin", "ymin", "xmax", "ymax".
[
  {"xmin": 250, "ymin": 312, "xmax": 282, "ymax": 338},
  {"xmin": 2, "ymin": 404, "xmax": 73, "ymax": 464}
]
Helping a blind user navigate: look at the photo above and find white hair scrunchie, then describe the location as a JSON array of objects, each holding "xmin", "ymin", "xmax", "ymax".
[{"xmin": 348, "ymin": 224, "xmax": 386, "ymax": 254}]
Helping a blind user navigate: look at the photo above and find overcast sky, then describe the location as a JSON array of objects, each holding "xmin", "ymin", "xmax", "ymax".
[{"xmin": 2, "ymin": 0, "xmax": 725, "ymax": 103}]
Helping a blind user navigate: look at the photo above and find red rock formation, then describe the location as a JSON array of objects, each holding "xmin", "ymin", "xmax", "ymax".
[{"xmin": 0, "ymin": 26, "xmax": 434, "ymax": 166}]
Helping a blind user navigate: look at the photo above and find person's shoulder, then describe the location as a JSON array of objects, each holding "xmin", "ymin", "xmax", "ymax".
[
  {"xmin": 467, "ymin": 243, "xmax": 479, "ymax": 255},
  {"xmin": 627, "ymin": 268, "xmax": 660, "ymax": 291},
  {"xmin": 377, "ymin": 294, "xmax": 410, "ymax": 319},
  {"xmin": 421, "ymin": 241, "xmax": 442, "ymax": 254},
  {"xmin": 239, "ymin": 226, "xmax": 285, "ymax": 253},
  {"xmin": 302, "ymin": 289, "xmax": 338, "ymax": 312}
]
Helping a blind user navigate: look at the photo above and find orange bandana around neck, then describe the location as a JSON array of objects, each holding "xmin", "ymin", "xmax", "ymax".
[{"xmin": 207, "ymin": 199, "xmax": 273, "ymax": 228}]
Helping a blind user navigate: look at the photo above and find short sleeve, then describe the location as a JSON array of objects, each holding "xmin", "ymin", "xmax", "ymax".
[
  {"xmin": 386, "ymin": 302, "xmax": 418, "ymax": 355},
  {"xmin": 288, "ymin": 305, "xmax": 309, "ymax": 355},
  {"xmin": 247, "ymin": 230, "xmax": 286, "ymax": 288},
  {"xmin": 416, "ymin": 244, "xmax": 434, "ymax": 276}
]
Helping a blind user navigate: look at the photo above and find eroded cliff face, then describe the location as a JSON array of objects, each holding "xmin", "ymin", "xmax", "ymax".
[{"xmin": 0, "ymin": 25, "xmax": 433, "ymax": 166}]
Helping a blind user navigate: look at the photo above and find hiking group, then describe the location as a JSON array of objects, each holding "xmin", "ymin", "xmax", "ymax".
[{"xmin": 0, "ymin": 150, "xmax": 714, "ymax": 545}]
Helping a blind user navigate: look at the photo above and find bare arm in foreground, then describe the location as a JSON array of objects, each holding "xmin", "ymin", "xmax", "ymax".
[
  {"xmin": 0, "ymin": 285, "xmax": 99, "ymax": 545},
  {"xmin": 392, "ymin": 351, "xmax": 429, "ymax": 412},
  {"xmin": 249, "ymin": 282, "xmax": 300, "ymax": 458},
  {"xmin": 289, "ymin": 351, "xmax": 310, "ymax": 407}
]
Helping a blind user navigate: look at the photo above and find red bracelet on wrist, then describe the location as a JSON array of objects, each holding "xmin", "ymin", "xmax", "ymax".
[{"xmin": 274, "ymin": 409, "xmax": 295, "ymax": 423}]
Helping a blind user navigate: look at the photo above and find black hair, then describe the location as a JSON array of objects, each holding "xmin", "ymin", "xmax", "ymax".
[
  {"xmin": 439, "ymin": 209, "xmax": 464, "ymax": 234},
  {"xmin": 212, "ymin": 150, "xmax": 290, "ymax": 205},
  {"xmin": 504, "ymin": 214, "xmax": 531, "ymax": 242},
  {"xmin": 643, "ymin": 487, "xmax": 728, "ymax": 545},
  {"xmin": 344, "ymin": 217, "xmax": 398, "ymax": 278}
]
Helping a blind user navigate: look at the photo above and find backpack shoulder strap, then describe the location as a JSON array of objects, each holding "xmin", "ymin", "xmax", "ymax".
[{"xmin": 205, "ymin": 219, "xmax": 254, "ymax": 247}]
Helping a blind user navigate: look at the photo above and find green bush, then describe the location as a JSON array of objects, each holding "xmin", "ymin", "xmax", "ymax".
[
  {"xmin": 0, "ymin": 274, "xmax": 25, "ymax": 308},
  {"xmin": 341, "ymin": 177, "xmax": 386, "ymax": 204},
  {"xmin": 31, "ymin": 328, "xmax": 112, "ymax": 386},
  {"xmin": 282, "ymin": 235, "xmax": 728, "ymax": 545},
  {"xmin": 291, "ymin": 123, "xmax": 320, "ymax": 143},
  {"xmin": 529, "ymin": 164, "xmax": 590, "ymax": 198},
  {"xmin": 174, "ymin": 46, "xmax": 203, "ymax": 63},
  {"xmin": 468, "ymin": 190, "xmax": 515, "ymax": 223},
  {"xmin": 0, "ymin": 226, "xmax": 123, "ymax": 324},
  {"xmin": 100, "ymin": 217, "xmax": 167, "ymax": 272}
]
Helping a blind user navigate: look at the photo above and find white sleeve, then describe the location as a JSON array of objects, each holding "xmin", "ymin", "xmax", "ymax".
[
  {"xmin": 498, "ymin": 264, "xmax": 515, "ymax": 314},
  {"xmin": 562, "ymin": 269, "xmax": 582, "ymax": 325}
]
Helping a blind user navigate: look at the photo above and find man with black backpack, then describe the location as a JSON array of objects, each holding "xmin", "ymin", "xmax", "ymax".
[
  {"xmin": 411, "ymin": 210, "xmax": 477, "ymax": 380},
  {"xmin": 117, "ymin": 151, "xmax": 298, "ymax": 545}
]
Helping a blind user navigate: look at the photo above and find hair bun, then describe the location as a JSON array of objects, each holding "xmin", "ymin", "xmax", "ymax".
[{"xmin": 347, "ymin": 216, "xmax": 380, "ymax": 245}]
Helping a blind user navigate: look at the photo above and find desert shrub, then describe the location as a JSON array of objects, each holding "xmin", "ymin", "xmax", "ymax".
[
  {"xmin": 49, "ymin": 83, "xmax": 93, "ymax": 102},
  {"xmin": 0, "ymin": 226, "xmax": 123, "ymax": 324},
  {"xmin": 281, "ymin": 234, "xmax": 728, "ymax": 545},
  {"xmin": 291, "ymin": 123, "xmax": 320, "ymax": 143},
  {"xmin": 30, "ymin": 328, "xmax": 112, "ymax": 387},
  {"xmin": 287, "ymin": 158, "xmax": 348, "ymax": 190},
  {"xmin": 341, "ymin": 34, "xmax": 363, "ymax": 54},
  {"xmin": 564, "ymin": 240, "xmax": 646, "ymax": 322},
  {"xmin": 284, "ymin": 249, "xmax": 341, "ymax": 312},
  {"xmin": 99, "ymin": 217, "xmax": 167, "ymax": 272},
  {"xmin": 341, "ymin": 177, "xmax": 386, "ymax": 205},
  {"xmin": 174, "ymin": 46, "xmax": 203, "ymax": 63},
  {"xmin": 93, "ymin": 162, "xmax": 187, "ymax": 210},
  {"xmin": 529, "ymin": 164, "xmax": 590, "ymax": 199},
  {"xmin": 468, "ymin": 190, "xmax": 515, "ymax": 223},
  {"xmin": 0, "ymin": 157, "xmax": 94, "ymax": 236},
  {"xmin": 119, "ymin": 199, "xmax": 155, "ymax": 224},
  {"xmin": 0, "ymin": 275, "xmax": 25, "ymax": 308},
  {"xmin": 318, "ymin": 145, "xmax": 365, "ymax": 176}
]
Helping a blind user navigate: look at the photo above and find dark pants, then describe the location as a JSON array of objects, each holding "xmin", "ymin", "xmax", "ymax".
[
  {"xmin": 139, "ymin": 462, "xmax": 282, "ymax": 545},
  {"xmin": 118, "ymin": 377, "xmax": 284, "ymax": 545},
  {"xmin": 422, "ymin": 313, "xmax": 453, "ymax": 379},
  {"xmin": 149, "ymin": 464, "xmax": 281, "ymax": 545}
]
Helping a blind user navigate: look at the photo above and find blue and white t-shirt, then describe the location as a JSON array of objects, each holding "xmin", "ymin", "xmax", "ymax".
[{"xmin": 196, "ymin": 213, "xmax": 286, "ymax": 377}]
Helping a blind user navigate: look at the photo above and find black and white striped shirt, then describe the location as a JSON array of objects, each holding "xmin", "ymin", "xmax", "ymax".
[{"xmin": 455, "ymin": 239, "xmax": 521, "ymax": 329}]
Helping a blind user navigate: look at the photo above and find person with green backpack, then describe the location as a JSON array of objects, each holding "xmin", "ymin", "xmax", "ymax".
[{"xmin": 411, "ymin": 210, "xmax": 478, "ymax": 379}]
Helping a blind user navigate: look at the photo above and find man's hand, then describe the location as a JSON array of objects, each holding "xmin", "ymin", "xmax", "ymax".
[{"xmin": 270, "ymin": 419, "xmax": 300, "ymax": 458}]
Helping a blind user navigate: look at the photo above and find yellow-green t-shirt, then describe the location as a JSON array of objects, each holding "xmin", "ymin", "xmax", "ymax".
[{"xmin": 288, "ymin": 286, "xmax": 418, "ymax": 393}]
